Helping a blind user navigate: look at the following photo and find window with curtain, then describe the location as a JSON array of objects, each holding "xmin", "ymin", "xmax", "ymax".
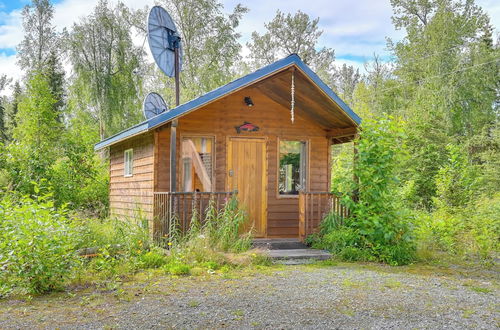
[
  {"xmin": 278, "ymin": 140, "xmax": 307, "ymax": 195},
  {"xmin": 181, "ymin": 137, "xmax": 214, "ymax": 192}
]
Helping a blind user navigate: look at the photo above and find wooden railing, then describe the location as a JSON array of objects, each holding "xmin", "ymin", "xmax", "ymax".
[
  {"xmin": 298, "ymin": 191, "xmax": 349, "ymax": 241},
  {"xmin": 153, "ymin": 191, "xmax": 237, "ymax": 240}
]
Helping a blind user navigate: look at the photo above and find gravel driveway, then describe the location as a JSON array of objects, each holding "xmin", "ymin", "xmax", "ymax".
[{"xmin": 0, "ymin": 263, "xmax": 498, "ymax": 329}]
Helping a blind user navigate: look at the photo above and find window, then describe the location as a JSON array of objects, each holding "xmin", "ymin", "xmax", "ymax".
[
  {"xmin": 278, "ymin": 140, "xmax": 307, "ymax": 195},
  {"xmin": 181, "ymin": 137, "xmax": 214, "ymax": 192},
  {"xmin": 124, "ymin": 149, "xmax": 133, "ymax": 177}
]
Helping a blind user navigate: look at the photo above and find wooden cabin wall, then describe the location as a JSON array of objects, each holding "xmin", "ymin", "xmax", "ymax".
[
  {"xmin": 155, "ymin": 86, "xmax": 330, "ymax": 238},
  {"xmin": 109, "ymin": 133, "xmax": 155, "ymax": 231}
]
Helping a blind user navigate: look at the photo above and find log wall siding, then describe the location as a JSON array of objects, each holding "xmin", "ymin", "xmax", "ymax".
[
  {"xmin": 156, "ymin": 86, "xmax": 330, "ymax": 237},
  {"xmin": 109, "ymin": 133, "xmax": 155, "ymax": 231}
]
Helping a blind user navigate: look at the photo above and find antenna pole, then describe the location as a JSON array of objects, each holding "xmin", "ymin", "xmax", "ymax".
[
  {"xmin": 174, "ymin": 43, "xmax": 180, "ymax": 107},
  {"xmin": 169, "ymin": 42, "xmax": 180, "ymax": 193}
]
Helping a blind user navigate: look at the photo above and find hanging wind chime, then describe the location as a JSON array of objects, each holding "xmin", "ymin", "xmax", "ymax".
[{"xmin": 290, "ymin": 68, "xmax": 295, "ymax": 123}]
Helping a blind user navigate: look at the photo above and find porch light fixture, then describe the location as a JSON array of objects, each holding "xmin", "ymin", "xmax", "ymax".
[{"xmin": 244, "ymin": 96, "xmax": 254, "ymax": 107}]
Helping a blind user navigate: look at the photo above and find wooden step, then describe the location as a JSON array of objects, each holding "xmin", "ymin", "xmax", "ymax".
[
  {"xmin": 252, "ymin": 238, "xmax": 307, "ymax": 250},
  {"xmin": 265, "ymin": 248, "xmax": 332, "ymax": 265}
]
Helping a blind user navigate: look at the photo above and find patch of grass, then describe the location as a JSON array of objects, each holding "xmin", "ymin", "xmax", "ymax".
[
  {"xmin": 188, "ymin": 300, "xmax": 200, "ymax": 307},
  {"xmin": 462, "ymin": 309, "xmax": 475, "ymax": 318},
  {"xmin": 341, "ymin": 278, "xmax": 365, "ymax": 289},
  {"xmin": 232, "ymin": 309, "xmax": 244, "ymax": 317},
  {"xmin": 383, "ymin": 279, "xmax": 402, "ymax": 289},
  {"xmin": 305, "ymin": 259, "xmax": 339, "ymax": 268},
  {"xmin": 470, "ymin": 286, "xmax": 492, "ymax": 294}
]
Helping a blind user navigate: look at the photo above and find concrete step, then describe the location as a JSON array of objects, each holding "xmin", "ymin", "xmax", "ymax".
[
  {"xmin": 252, "ymin": 238, "xmax": 307, "ymax": 250},
  {"xmin": 265, "ymin": 248, "xmax": 332, "ymax": 265}
]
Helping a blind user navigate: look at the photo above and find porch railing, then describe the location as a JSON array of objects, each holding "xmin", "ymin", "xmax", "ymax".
[
  {"xmin": 298, "ymin": 191, "xmax": 349, "ymax": 241},
  {"xmin": 153, "ymin": 191, "xmax": 237, "ymax": 240}
]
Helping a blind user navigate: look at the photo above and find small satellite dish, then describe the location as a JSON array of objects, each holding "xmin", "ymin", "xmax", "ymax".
[
  {"xmin": 143, "ymin": 92, "xmax": 169, "ymax": 119},
  {"xmin": 147, "ymin": 6, "xmax": 182, "ymax": 78}
]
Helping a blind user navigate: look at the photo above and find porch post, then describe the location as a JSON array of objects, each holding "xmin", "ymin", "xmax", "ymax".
[
  {"xmin": 169, "ymin": 120, "xmax": 178, "ymax": 192},
  {"xmin": 352, "ymin": 132, "xmax": 360, "ymax": 203}
]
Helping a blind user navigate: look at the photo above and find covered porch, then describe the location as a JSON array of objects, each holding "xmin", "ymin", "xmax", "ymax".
[{"xmin": 152, "ymin": 189, "xmax": 351, "ymax": 242}]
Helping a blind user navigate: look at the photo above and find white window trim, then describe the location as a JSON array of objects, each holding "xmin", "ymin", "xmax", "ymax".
[{"xmin": 124, "ymin": 148, "xmax": 133, "ymax": 177}]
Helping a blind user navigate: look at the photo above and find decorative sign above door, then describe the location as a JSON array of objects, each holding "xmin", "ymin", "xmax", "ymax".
[{"xmin": 235, "ymin": 122, "xmax": 260, "ymax": 134}]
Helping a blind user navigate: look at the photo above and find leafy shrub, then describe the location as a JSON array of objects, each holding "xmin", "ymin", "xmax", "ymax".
[
  {"xmin": 434, "ymin": 144, "xmax": 479, "ymax": 210},
  {"xmin": 0, "ymin": 190, "xmax": 79, "ymax": 295},
  {"xmin": 76, "ymin": 216, "xmax": 150, "ymax": 256},
  {"xmin": 138, "ymin": 248, "xmax": 168, "ymax": 269},
  {"xmin": 162, "ymin": 260, "xmax": 191, "ymax": 275},
  {"xmin": 415, "ymin": 193, "xmax": 500, "ymax": 260},
  {"xmin": 312, "ymin": 115, "xmax": 416, "ymax": 265}
]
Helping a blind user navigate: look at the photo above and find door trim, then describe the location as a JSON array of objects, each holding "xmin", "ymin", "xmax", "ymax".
[{"xmin": 226, "ymin": 136, "xmax": 268, "ymax": 237}]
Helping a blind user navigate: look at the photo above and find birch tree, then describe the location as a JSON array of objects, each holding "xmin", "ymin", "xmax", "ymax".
[
  {"xmin": 246, "ymin": 10, "xmax": 335, "ymax": 81},
  {"xmin": 68, "ymin": 0, "xmax": 143, "ymax": 139},
  {"xmin": 142, "ymin": 0, "xmax": 248, "ymax": 102},
  {"xmin": 17, "ymin": 0, "xmax": 61, "ymax": 74}
]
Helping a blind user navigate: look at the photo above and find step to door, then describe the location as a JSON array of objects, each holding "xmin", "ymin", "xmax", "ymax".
[
  {"xmin": 252, "ymin": 238, "xmax": 307, "ymax": 250},
  {"xmin": 265, "ymin": 249, "xmax": 332, "ymax": 265}
]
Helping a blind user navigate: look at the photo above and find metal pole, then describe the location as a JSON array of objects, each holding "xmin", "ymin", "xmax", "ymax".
[{"xmin": 169, "ymin": 42, "xmax": 180, "ymax": 193}]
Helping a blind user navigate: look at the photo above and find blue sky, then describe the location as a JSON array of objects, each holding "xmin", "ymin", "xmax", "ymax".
[{"xmin": 1, "ymin": 0, "xmax": 499, "ymax": 90}]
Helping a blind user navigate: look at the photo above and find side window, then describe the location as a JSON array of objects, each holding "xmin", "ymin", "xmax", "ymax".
[
  {"xmin": 124, "ymin": 149, "xmax": 133, "ymax": 177},
  {"xmin": 181, "ymin": 137, "xmax": 214, "ymax": 192},
  {"xmin": 278, "ymin": 140, "xmax": 307, "ymax": 195}
]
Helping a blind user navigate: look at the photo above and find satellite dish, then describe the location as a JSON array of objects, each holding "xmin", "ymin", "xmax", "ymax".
[
  {"xmin": 147, "ymin": 6, "xmax": 182, "ymax": 78},
  {"xmin": 143, "ymin": 92, "xmax": 169, "ymax": 119}
]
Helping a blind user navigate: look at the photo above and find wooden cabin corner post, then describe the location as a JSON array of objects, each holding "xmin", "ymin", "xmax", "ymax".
[
  {"xmin": 353, "ymin": 132, "xmax": 360, "ymax": 203},
  {"xmin": 298, "ymin": 191, "xmax": 306, "ymax": 241}
]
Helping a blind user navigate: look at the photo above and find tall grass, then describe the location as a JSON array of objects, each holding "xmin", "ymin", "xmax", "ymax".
[{"xmin": 0, "ymin": 191, "xmax": 257, "ymax": 297}]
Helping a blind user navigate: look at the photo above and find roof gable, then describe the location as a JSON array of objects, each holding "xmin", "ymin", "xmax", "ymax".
[{"xmin": 95, "ymin": 54, "xmax": 361, "ymax": 150}]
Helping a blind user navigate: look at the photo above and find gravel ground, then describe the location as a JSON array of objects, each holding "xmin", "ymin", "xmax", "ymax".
[{"xmin": 0, "ymin": 263, "xmax": 498, "ymax": 329}]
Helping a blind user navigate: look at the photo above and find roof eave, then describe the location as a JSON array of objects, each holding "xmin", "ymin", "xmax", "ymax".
[
  {"xmin": 94, "ymin": 122, "xmax": 149, "ymax": 151},
  {"xmin": 94, "ymin": 54, "xmax": 361, "ymax": 151}
]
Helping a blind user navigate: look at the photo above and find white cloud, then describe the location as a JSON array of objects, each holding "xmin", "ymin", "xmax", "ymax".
[
  {"xmin": 0, "ymin": 9, "xmax": 22, "ymax": 49},
  {"xmin": 0, "ymin": 52, "xmax": 19, "ymax": 96},
  {"xmin": 0, "ymin": 0, "xmax": 499, "ymax": 93}
]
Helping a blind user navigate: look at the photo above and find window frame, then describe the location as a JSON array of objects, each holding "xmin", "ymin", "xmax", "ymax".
[
  {"xmin": 180, "ymin": 134, "xmax": 216, "ymax": 192},
  {"xmin": 276, "ymin": 137, "xmax": 309, "ymax": 198},
  {"xmin": 124, "ymin": 148, "xmax": 133, "ymax": 177}
]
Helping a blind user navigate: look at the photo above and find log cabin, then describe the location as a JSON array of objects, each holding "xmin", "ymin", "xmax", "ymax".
[{"xmin": 95, "ymin": 54, "xmax": 361, "ymax": 240}]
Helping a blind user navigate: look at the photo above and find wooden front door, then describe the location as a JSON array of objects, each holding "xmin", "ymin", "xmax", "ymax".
[{"xmin": 227, "ymin": 137, "xmax": 267, "ymax": 237}]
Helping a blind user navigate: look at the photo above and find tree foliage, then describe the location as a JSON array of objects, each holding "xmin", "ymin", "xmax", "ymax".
[
  {"xmin": 146, "ymin": 0, "xmax": 248, "ymax": 102},
  {"xmin": 68, "ymin": 0, "xmax": 143, "ymax": 139},
  {"xmin": 247, "ymin": 10, "xmax": 335, "ymax": 81},
  {"xmin": 17, "ymin": 0, "xmax": 61, "ymax": 74}
]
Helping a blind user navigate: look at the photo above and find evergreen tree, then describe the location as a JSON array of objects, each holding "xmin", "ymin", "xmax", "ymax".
[{"xmin": 5, "ymin": 73, "xmax": 61, "ymax": 193}]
